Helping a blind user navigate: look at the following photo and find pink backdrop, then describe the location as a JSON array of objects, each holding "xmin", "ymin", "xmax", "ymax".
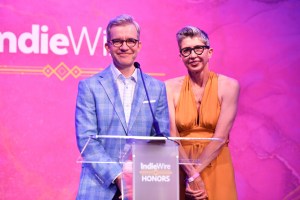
[{"xmin": 1, "ymin": 0, "xmax": 299, "ymax": 199}]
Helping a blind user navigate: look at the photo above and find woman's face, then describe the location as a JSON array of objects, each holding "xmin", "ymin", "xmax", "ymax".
[{"xmin": 179, "ymin": 36, "xmax": 213, "ymax": 73}]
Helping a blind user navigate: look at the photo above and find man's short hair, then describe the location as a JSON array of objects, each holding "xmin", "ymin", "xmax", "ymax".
[{"xmin": 106, "ymin": 14, "xmax": 140, "ymax": 42}]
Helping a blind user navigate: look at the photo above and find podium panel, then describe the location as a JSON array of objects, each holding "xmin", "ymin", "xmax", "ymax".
[{"xmin": 133, "ymin": 140, "xmax": 179, "ymax": 200}]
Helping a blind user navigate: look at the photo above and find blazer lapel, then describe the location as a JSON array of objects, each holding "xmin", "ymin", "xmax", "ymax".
[
  {"xmin": 98, "ymin": 66, "xmax": 127, "ymax": 133},
  {"xmin": 127, "ymin": 69, "xmax": 149, "ymax": 133}
]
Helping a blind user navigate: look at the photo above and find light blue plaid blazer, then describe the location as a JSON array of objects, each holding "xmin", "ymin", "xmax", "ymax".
[{"xmin": 75, "ymin": 65, "xmax": 169, "ymax": 200}]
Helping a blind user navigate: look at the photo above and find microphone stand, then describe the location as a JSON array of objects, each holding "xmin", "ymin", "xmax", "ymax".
[{"xmin": 134, "ymin": 62, "xmax": 165, "ymax": 138}]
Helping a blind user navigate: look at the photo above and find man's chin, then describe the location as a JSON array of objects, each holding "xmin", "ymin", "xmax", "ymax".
[{"xmin": 115, "ymin": 61, "xmax": 134, "ymax": 68}]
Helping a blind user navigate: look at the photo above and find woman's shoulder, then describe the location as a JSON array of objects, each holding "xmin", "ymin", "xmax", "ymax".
[
  {"xmin": 165, "ymin": 76, "xmax": 185, "ymax": 88},
  {"xmin": 164, "ymin": 76, "xmax": 185, "ymax": 99},
  {"xmin": 217, "ymin": 74, "xmax": 240, "ymax": 97},
  {"xmin": 217, "ymin": 74, "xmax": 239, "ymax": 88}
]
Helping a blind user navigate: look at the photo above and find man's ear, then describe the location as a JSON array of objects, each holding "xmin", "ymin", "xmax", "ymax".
[
  {"xmin": 137, "ymin": 41, "xmax": 142, "ymax": 52},
  {"xmin": 104, "ymin": 43, "xmax": 110, "ymax": 53}
]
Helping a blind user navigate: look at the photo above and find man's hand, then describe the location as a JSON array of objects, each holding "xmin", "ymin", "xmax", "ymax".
[
  {"xmin": 115, "ymin": 170, "xmax": 133, "ymax": 199},
  {"xmin": 115, "ymin": 175, "xmax": 122, "ymax": 192}
]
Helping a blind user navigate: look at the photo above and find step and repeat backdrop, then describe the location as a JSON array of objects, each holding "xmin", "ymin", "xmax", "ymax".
[{"xmin": 1, "ymin": 0, "xmax": 299, "ymax": 199}]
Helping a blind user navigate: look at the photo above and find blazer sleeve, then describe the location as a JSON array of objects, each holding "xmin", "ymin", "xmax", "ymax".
[{"xmin": 75, "ymin": 79, "xmax": 122, "ymax": 188}]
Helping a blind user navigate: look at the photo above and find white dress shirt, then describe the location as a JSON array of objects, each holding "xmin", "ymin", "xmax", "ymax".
[{"xmin": 111, "ymin": 64, "xmax": 137, "ymax": 125}]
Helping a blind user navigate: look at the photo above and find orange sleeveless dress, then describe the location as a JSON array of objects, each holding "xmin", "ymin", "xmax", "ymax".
[{"xmin": 175, "ymin": 72, "xmax": 237, "ymax": 200}]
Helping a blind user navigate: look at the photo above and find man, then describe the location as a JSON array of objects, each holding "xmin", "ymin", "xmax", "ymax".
[{"xmin": 75, "ymin": 14, "xmax": 169, "ymax": 199}]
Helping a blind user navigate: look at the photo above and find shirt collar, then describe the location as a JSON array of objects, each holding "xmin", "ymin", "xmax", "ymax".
[{"xmin": 110, "ymin": 63, "xmax": 138, "ymax": 82}]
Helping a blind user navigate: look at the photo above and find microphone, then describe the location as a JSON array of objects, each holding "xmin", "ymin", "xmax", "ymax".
[{"xmin": 134, "ymin": 62, "xmax": 164, "ymax": 137}]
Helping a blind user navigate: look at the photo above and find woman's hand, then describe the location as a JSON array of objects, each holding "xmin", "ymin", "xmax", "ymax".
[{"xmin": 185, "ymin": 176, "xmax": 208, "ymax": 200}]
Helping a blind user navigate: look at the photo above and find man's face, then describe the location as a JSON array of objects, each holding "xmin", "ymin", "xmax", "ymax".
[
  {"xmin": 105, "ymin": 24, "xmax": 141, "ymax": 70},
  {"xmin": 179, "ymin": 36, "xmax": 212, "ymax": 73}
]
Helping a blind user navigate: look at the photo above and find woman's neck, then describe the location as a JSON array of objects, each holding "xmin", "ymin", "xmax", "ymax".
[{"xmin": 188, "ymin": 68, "xmax": 210, "ymax": 87}]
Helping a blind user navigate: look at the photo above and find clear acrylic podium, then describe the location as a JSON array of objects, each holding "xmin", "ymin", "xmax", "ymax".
[{"xmin": 77, "ymin": 135, "xmax": 223, "ymax": 200}]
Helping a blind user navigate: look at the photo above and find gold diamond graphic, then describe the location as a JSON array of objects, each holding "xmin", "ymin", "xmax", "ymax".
[
  {"xmin": 42, "ymin": 65, "xmax": 54, "ymax": 77},
  {"xmin": 54, "ymin": 62, "xmax": 70, "ymax": 80},
  {"xmin": 70, "ymin": 66, "xmax": 82, "ymax": 78}
]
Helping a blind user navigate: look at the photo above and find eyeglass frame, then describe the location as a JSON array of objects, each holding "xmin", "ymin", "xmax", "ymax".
[
  {"xmin": 109, "ymin": 38, "xmax": 139, "ymax": 47},
  {"xmin": 180, "ymin": 45, "xmax": 210, "ymax": 57}
]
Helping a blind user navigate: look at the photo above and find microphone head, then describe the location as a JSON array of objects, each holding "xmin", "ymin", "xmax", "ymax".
[{"xmin": 134, "ymin": 62, "xmax": 140, "ymax": 69}]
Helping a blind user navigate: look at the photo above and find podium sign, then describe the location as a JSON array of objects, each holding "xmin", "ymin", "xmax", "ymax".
[{"xmin": 132, "ymin": 140, "xmax": 179, "ymax": 200}]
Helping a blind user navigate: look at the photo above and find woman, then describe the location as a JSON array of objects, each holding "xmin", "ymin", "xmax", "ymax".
[{"xmin": 165, "ymin": 26, "xmax": 239, "ymax": 200}]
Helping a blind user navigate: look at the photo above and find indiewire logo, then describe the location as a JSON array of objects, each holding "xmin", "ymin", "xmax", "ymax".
[
  {"xmin": 0, "ymin": 24, "xmax": 108, "ymax": 56},
  {"xmin": 140, "ymin": 162, "xmax": 172, "ymax": 182}
]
